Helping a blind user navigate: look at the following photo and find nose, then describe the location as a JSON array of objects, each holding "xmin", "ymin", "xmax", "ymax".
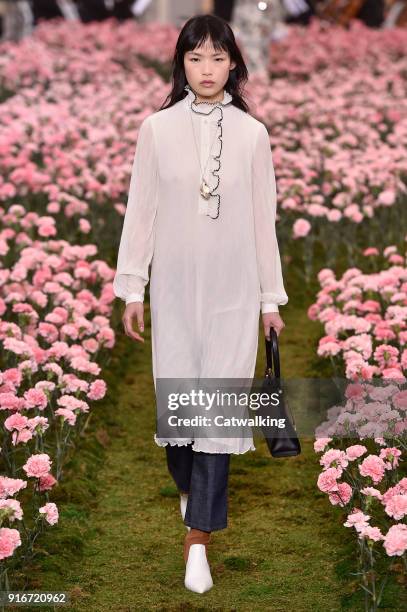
[{"xmin": 202, "ymin": 62, "xmax": 213, "ymax": 76}]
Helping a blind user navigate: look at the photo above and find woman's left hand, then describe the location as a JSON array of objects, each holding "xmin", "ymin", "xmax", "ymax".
[{"xmin": 262, "ymin": 312, "xmax": 285, "ymax": 340}]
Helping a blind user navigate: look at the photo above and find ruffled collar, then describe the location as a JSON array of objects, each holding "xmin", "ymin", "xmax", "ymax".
[{"xmin": 184, "ymin": 84, "xmax": 233, "ymax": 114}]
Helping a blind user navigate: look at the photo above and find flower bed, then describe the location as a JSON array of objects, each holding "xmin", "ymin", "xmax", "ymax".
[{"xmin": 0, "ymin": 206, "xmax": 115, "ymax": 584}]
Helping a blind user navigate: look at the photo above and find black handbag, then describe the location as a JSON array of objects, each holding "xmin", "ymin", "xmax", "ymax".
[{"xmin": 257, "ymin": 327, "xmax": 301, "ymax": 458}]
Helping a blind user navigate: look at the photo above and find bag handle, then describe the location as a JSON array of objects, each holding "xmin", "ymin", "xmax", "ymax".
[
  {"xmin": 265, "ymin": 327, "xmax": 281, "ymax": 379},
  {"xmin": 265, "ymin": 327, "xmax": 295, "ymax": 425}
]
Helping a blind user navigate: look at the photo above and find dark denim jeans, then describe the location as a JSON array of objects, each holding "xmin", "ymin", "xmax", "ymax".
[{"xmin": 165, "ymin": 442, "xmax": 231, "ymax": 532}]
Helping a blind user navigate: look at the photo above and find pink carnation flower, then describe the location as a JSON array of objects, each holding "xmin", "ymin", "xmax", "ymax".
[
  {"xmin": 12, "ymin": 428, "xmax": 33, "ymax": 445},
  {"xmin": 0, "ymin": 392, "xmax": 25, "ymax": 411},
  {"xmin": 381, "ymin": 480, "xmax": 407, "ymax": 504},
  {"xmin": 24, "ymin": 388, "xmax": 48, "ymax": 410},
  {"xmin": 4, "ymin": 414, "xmax": 29, "ymax": 432},
  {"xmin": 39, "ymin": 502, "xmax": 59, "ymax": 526},
  {"xmin": 393, "ymin": 390, "xmax": 407, "ymax": 410},
  {"xmin": 313, "ymin": 437, "xmax": 333, "ymax": 453},
  {"xmin": 384, "ymin": 494, "xmax": 407, "ymax": 520},
  {"xmin": 317, "ymin": 467, "xmax": 342, "ymax": 492},
  {"xmin": 359, "ymin": 455, "xmax": 386, "ymax": 484},
  {"xmin": 55, "ymin": 408, "xmax": 77, "ymax": 425},
  {"xmin": 293, "ymin": 218, "xmax": 311, "ymax": 238},
  {"xmin": 374, "ymin": 344, "xmax": 399, "ymax": 367},
  {"xmin": 39, "ymin": 473, "xmax": 57, "ymax": 492},
  {"xmin": 346, "ymin": 445, "xmax": 367, "ymax": 460},
  {"xmin": 0, "ymin": 477, "xmax": 27, "ymax": 499},
  {"xmin": 363, "ymin": 247, "xmax": 379, "ymax": 257},
  {"xmin": 378, "ymin": 190, "xmax": 396, "ymax": 206},
  {"xmin": 0, "ymin": 499, "xmax": 23, "ymax": 522},
  {"xmin": 345, "ymin": 383, "xmax": 366, "ymax": 401},
  {"xmin": 87, "ymin": 379, "xmax": 107, "ymax": 400},
  {"xmin": 360, "ymin": 487, "xmax": 382, "ymax": 500},
  {"xmin": 344, "ymin": 509, "xmax": 370, "ymax": 532},
  {"xmin": 320, "ymin": 448, "xmax": 349, "ymax": 470},
  {"xmin": 383, "ymin": 524, "xmax": 407, "ymax": 556},
  {"xmin": 357, "ymin": 525, "xmax": 384, "ymax": 542},
  {"xmin": 379, "ymin": 447, "xmax": 402, "ymax": 469},
  {"xmin": 328, "ymin": 482, "xmax": 352, "ymax": 507},
  {"xmin": 23, "ymin": 453, "xmax": 52, "ymax": 478},
  {"xmin": 0, "ymin": 527, "xmax": 21, "ymax": 560}
]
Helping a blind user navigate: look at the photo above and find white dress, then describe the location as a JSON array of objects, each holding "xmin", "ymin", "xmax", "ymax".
[{"xmin": 113, "ymin": 85, "xmax": 289, "ymax": 454}]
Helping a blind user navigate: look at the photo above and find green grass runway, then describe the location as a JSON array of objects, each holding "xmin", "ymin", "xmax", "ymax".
[{"xmin": 19, "ymin": 262, "xmax": 406, "ymax": 612}]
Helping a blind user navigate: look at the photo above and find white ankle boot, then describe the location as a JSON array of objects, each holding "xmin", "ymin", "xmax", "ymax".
[
  {"xmin": 179, "ymin": 493, "xmax": 191, "ymax": 531},
  {"xmin": 184, "ymin": 544, "xmax": 214, "ymax": 593}
]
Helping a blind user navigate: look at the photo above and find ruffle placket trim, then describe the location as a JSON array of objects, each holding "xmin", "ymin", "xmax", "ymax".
[{"xmin": 184, "ymin": 84, "xmax": 233, "ymax": 220}]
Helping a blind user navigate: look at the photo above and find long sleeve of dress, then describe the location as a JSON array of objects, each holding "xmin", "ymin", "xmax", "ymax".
[
  {"xmin": 113, "ymin": 116, "xmax": 158, "ymax": 304},
  {"xmin": 252, "ymin": 123, "xmax": 288, "ymax": 312}
]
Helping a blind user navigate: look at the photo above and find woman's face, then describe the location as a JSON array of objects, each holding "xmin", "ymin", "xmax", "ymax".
[{"xmin": 184, "ymin": 37, "xmax": 236, "ymax": 103}]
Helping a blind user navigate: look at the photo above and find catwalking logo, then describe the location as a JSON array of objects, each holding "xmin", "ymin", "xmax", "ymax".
[{"xmin": 167, "ymin": 414, "xmax": 287, "ymax": 428}]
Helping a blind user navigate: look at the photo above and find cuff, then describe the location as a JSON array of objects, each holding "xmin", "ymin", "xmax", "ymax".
[
  {"xmin": 125, "ymin": 293, "xmax": 144, "ymax": 305},
  {"xmin": 261, "ymin": 303, "xmax": 279, "ymax": 314}
]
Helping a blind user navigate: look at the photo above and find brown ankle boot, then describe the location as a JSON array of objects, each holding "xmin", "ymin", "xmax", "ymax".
[{"xmin": 183, "ymin": 528, "xmax": 211, "ymax": 563}]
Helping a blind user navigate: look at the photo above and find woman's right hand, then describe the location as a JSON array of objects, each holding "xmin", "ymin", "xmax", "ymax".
[{"xmin": 122, "ymin": 302, "xmax": 145, "ymax": 343}]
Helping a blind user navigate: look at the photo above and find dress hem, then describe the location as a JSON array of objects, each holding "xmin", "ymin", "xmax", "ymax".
[{"xmin": 154, "ymin": 434, "xmax": 256, "ymax": 455}]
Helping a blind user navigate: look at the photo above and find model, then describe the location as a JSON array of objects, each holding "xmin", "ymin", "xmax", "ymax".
[{"xmin": 113, "ymin": 13, "xmax": 288, "ymax": 594}]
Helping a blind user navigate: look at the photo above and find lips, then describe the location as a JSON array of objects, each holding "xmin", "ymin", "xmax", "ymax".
[{"xmin": 201, "ymin": 81, "xmax": 214, "ymax": 85}]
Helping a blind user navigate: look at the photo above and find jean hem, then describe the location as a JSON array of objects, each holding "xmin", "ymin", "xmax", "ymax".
[{"xmin": 184, "ymin": 521, "xmax": 227, "ymax": 532}]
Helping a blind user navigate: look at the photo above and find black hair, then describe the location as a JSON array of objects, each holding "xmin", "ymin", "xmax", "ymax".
[{"xmin": 158, "ymin": 14, "xmax": 249, "ymax": 113}]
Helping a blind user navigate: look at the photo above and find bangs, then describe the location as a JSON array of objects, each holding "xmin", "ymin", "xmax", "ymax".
[{"xmin": 183, "ymin": 23, "xmax": 230, "ymax": 55}]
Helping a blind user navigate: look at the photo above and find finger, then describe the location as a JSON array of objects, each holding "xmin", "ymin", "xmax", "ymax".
[
  {"xmin": 267, "ymin": 324, "xmax": 284, "ymax": 338},
  {"xmin": 123, "ymin": 316, "xmax": 145, "ymax": 343},
  {"xmin": 275, "ymin": 324, "xmax": 285, "ymax": 337},
  {"xmin": 125, "ymin": 327, "xmax": 145, "ymax": 342},
  {"xmin": 135, "ymin": 309, "xmax": 144, "ymax": 333}
]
